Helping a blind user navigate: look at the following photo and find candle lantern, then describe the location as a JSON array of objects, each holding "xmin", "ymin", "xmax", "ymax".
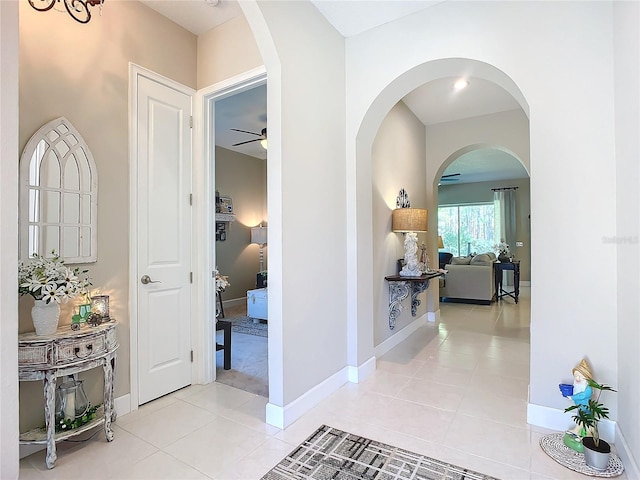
[
  {"xmin": 56, "ymin": 379, "xmax": 89, "ymax": 422},
  {"xmin": 90, "ymin": 295, "xmax": 110, "ymax": 320}
]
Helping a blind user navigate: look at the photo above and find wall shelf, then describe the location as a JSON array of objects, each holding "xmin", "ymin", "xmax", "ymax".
[{"xmin": 215, "ymin": 213, "xmax": 236, "ymax": 222}]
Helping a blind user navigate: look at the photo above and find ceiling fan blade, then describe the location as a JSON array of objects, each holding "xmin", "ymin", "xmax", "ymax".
[
  {"xmin": 440, "ymin": 178, "xmax": 459, "ymax": 181},
  {"xmin": 230, "ymin": 128, "xmax": 262, "ymax": 137},
  {"xmin": 232, "ymin": 138, "xmax": 261, "ymax": 146},
  {"xmin": 441, "ymin": 173, "xmax": 461, "ymax": 178}
]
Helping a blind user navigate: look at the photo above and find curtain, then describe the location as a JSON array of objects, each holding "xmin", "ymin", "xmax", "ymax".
[{"xmin": 494, "ymin": 189, "xmax": 517, "ymax": 285}]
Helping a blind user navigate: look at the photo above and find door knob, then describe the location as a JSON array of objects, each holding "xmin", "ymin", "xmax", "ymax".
[{"xmin": 140, "ymin": 275, "xmax": 161, "ymax": 285}]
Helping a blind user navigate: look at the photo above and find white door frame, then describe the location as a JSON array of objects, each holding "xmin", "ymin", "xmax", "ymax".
[
  {"xmin": 128, "ymin": 63, "xmax": 195, "ymax": 411},
  {"xmin": 191, "ymin": 66, "xmax": 267, "ymax": 385}
]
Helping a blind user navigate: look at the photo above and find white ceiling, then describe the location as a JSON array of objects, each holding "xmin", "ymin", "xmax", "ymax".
[{"xmin": 140, "ymin": 0, "xmax": 529, "ymax": 183}]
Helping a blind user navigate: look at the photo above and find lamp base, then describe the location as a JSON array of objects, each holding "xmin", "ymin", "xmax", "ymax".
[{"xmin": 400, "ymin": 232, "xmax": 422, "ymax": 277}]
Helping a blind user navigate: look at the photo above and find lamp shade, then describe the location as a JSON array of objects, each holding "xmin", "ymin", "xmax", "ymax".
[
  {"xmin": 251, "ymin": 225, "xmax": 268, "ymax": 245},
  {"xmin": 392, "ymin": 208, "xmax": 427, "ymax": 233},
  {"xmin": 438, "ymin": 235, "xmax": 444, "ymax": 248}
]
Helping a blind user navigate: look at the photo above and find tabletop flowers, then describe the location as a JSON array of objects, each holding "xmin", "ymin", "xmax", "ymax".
[{"xmin": 19, "ymin": 252, "xmax": 91, "ymax": 304}]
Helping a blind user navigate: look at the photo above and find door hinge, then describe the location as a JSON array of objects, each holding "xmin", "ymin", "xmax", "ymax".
[
  {"xmin": 190, "ymin": 350, "xmax": 194, "ymax": 362},
  {"xmin": 189, "ymin": 193, "xmax": 193, "ymax": 205},
  {"xmin": 190, "ymin": 272, "xmax": 193, "ymax": 283},
  {"xmin": 189, "ymin": 116, "xmax": 193, "ymax": 128}
]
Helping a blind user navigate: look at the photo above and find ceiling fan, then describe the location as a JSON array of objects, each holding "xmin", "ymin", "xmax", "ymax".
[
  {"xmin": 231, "ymin": 127, "xmax": 267, "ymax": 149},
  {"xmin": 440, "ymin": 173, "xmax": 460, "ymax": 182}
]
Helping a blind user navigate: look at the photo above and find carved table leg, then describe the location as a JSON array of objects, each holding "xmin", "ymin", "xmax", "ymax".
[
  {"xmin": 388, "ymin": 282, "xmax": 410, "ymax": 330},
  {"xmin": 43, "ymin": 370, "xmax": 57, "ymax": 469},
  {"xmin": 410, "ymin": 280, "xmax": 429, "ymax": 316},
  {"xmin": 102, "ymin": 355, "xmax": 115, "ymax": 442}
]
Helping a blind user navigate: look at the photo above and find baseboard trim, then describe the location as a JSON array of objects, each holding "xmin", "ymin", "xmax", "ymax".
[
  {"xmin": 115, "ymin": 393, "xmax": 131, "ymax": 417},
  {"xmin": 266, "ymin": 366, "xmax": 349, "ymax": 429},
  {"xmin": 520, "ymin": 281, "xmax": 531, "ymax": 286},
  {"xmin": 221, "ymin": 296, "xmax": 246, "ymax": 309},
  {"xmin": 347, "ymin": 356, "xmax": 376, "ymax": 383},
  {"xmin": 527, "ymin": 402, "xmax": 616, "ymax": 443},
  {"xmin": 20, "ymin": 393, "xmax": 132, "ymax": 459},
  {"xmin": 374, "ymin": 314, "xmax": 427, "ymax": 358},
  {"xmin": 427, "ymin": 309, "xmax": 440, "ymax": 323},
  {"xmin": 615, "ymin": 424, "xmax": 639, "ymax": 479}
]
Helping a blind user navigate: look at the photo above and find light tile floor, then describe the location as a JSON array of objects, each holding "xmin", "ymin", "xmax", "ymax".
[{"xmin": 20, "ymin": 287, "xmax": 626, "ymax": 479}]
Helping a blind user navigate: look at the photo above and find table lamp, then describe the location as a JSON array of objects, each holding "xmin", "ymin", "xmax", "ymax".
[
  {"xmin": 250, "ymin": 224, "xmax": 268, "ymax": 273},
  {"xmin": 392, "ymin": 207, "xmax": 428, "ymax": 277},
  {"xmin": 438, "ymin": 235, "xmax": 444, "ymax": 249}
]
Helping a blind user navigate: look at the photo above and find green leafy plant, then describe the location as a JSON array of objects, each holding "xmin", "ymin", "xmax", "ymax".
[{"xmin": 564, "ymin": 379, "xmax": 616, "ymax": 448}]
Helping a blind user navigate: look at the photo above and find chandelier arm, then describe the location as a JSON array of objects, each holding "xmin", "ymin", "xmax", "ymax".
[
  {"xmin": 63, "ymin": 0, "xmax": 92, "ymax": 24},
  {"xmin": 28, "ymin": 0, "xmax": 57, "ymax": 12}
]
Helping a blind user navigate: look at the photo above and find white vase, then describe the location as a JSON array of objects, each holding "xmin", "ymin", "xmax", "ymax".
[{"xmin": 31, "ymin": 299, "xmax": 60, "ymax": 336}]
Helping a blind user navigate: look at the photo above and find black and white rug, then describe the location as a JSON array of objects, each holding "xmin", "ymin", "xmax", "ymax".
[
  {"xmin": 229, "ymin": 316, "xmax": 268, "ymax": 337},
  {"xmin": 262, "ymin": 425, "xmax": 499, "ymax": 480}
]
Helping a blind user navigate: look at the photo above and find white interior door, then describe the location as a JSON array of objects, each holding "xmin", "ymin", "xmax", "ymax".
[{"xmin": 136, "ymin": 74, "xmax": 192, "ymax": 405}]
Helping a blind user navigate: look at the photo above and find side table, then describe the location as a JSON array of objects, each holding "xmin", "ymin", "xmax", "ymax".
[
  {"xmin": 494, "ymin": 261, "xmax": 520, "ymax": 303},
  {"xmin": 18, "ymin": 322, "xmax": 118, "ymax": 469}
]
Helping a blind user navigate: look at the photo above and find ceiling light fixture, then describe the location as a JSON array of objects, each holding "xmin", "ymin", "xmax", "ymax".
[
  {"xmin": 28, "ymin": 0, "xmax": 104, "ymax": 24},
  {"xmin": 453, "ymin": 79, "xmax": 469, "ymax": 91}
]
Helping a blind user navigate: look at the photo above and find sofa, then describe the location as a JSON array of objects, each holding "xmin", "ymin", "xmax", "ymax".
[{"xmin": 439, "ymin": 252, "xmax": 497, "ymax": 304}]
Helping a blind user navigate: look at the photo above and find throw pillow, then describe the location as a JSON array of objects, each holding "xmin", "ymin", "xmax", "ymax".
[
  {"xmin": 451, "ymin": 256, "xmax": 472, "ymax": 265},
  {"xmin": 470, "ymin": 253, "xmax": 493, "ymax": 266}
]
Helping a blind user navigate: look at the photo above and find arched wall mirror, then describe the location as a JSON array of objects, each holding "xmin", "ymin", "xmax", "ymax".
[{"xmin": 19, "ymin": 117, "xmax": 98, "ymax": 263}]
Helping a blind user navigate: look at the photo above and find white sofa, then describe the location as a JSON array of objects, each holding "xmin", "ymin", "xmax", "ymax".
[{"xmin": 439, "ymin": 253, "xmax": 496, "ymax": 304}]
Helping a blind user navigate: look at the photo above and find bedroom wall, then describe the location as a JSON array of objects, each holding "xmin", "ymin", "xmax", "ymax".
[
  {"xmin": 372, "ymin": 101, "xmax": 427, "ymax": 345},
  {"xmin": 215, "ymin": 147, "xmax": 267, "ymax": 302},
  {"xmin": 18, "ymin": 0, "xmax": 197, "ymax": 431}
]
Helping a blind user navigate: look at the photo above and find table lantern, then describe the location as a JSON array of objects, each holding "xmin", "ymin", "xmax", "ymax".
[
  {"xmin": 90, "ymin": 295, "xmax": 110, "ymax": 320},
  {"xmin": 56, "ymin": 379, "xmax": 89, "ymax": 422}
]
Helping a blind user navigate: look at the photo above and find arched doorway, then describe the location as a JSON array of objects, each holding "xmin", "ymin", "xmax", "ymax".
[{"xmin": 350, "ymin": 57, "xmax": 530, "ymax": 367}]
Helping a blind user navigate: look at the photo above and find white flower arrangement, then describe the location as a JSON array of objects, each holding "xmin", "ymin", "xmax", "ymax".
[
  {"xmin": 19, "ymin": 252, "xmax": 91, "ymax": 304},
  {"xmin": 493, "ymin": 240, "xmax": 510, "ymax": 256},
  {"xmin": 214, "ymin": 268, "xmax": 230, "ymax": 293}
]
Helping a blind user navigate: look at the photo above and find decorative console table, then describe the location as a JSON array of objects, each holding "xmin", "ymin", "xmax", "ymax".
[
  {"xmin": 18, "ymin": 322, "xmax": 118, "ymax": 469},
  {"xmin": 384, "ymin": 272, "xmax": 443, "ymax": 330}
]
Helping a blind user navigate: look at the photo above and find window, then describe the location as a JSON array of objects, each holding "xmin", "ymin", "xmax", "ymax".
[{"xmin": 438, "ymin": 203, "xmax": 495, "ymax": 256}]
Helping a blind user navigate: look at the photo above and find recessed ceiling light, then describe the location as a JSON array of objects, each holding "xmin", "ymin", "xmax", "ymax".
[{"xmin": 453, "ymin": 79, "xmax": 469, "ymax": 91}]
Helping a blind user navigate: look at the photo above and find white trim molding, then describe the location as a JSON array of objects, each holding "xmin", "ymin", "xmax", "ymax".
[
  {"xmin": 266, "ymin": 366, "xmax": 349, "ymax": 429},
  {"xmin": 527, "ymin": 402, "xmax": 616, "ymax": 443},
  {"xmin": 347, "ymin": 356, "xmax": 376, "ymax": 384},
  {"xmin": 374, "ymin": 314, "xmax": 428, "ymax": 359}
]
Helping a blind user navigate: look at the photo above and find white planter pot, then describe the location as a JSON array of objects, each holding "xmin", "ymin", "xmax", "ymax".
[{"xmin": 31, "ymin": 299, "xmax": 60, "ymax": 336}]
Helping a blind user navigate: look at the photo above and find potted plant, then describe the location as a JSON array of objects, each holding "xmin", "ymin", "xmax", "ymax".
[
  {"xmin": 19, "ymin": 252, "xmax": 91, "ymax": 335},
  {"xmin": 564, "ymin": 379, "xmax": 616, "ymax": 471}
]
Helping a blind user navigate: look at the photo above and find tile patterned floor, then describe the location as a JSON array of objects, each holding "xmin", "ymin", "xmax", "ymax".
[{"xmin": 21, "ymin": 288, "xmax": 624, "ymax": 479}]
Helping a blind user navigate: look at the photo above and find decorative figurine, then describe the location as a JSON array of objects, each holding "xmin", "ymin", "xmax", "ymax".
[
  {"xmin": 559, "ymin": 358, "xmax": 594, "ymax": 453},
  {"xmin": 86, "ymin": 312, "xmax": 103, "ymax": 327}
]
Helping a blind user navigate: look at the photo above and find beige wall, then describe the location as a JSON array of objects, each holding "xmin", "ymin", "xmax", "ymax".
[
  {"xmin": 197, "ymin": 14, "xmax": 263, "ymax": 89},
  {"xmin": 372, "ymin": 101, "xmax": 427, "ymax": 345},
  {"xmin": 438, "ymin": 178, "xmax": 531, "ymax": 282},
  {"xmin": 215, "ymin": 147, "xmax": 267, "ymax": 301},
  {"xmin": 18, "ymin": 1, "xmax": 197, "ymax": 431}
]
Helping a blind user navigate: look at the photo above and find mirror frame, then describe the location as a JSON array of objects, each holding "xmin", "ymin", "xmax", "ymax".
[{"xmin": 19, "ymin": 117, "xmax": 98, "ymax": 263}]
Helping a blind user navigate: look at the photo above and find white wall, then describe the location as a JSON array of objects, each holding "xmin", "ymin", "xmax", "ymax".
[
  {"xmin": 241, "ymin": 1, "xmax": 347, "ymax": 411},
  {"xmin": 0, "ymin": 2, "xmax": 19, "ymax": 477},
  {"xmin": 372, "ymin": 101, "xmax": 427, "ymax": 344},
  {"xmin": 614, "ymin": 1, "xmax": 640, "ymax": 474},
  {"xmin": 345, "ymin": 1, "xmax": 618, "ymax": 424}
]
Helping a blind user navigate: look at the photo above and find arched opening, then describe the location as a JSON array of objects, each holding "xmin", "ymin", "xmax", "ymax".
[{"xmin": 352, "ymin": 57, "xmax": 531, "ymax": 367}]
